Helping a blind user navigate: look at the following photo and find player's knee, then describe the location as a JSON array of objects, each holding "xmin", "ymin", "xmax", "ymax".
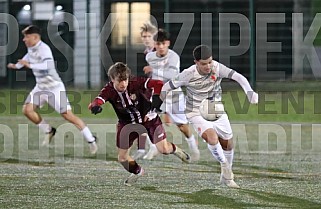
[
  {"xmin": 177, "ymin": 124, "xmax": 185, "ymax": 131},
  {"xmin": 22, "ymin": 104, "xmax": 33, "ymax": 116},
  {"xmin": 156, "ymin": 143, "xmax": 171, "ymax": 154},
  {"xmin": 61, "ymin": 111, "xmax": 76, "ymax": 121}
]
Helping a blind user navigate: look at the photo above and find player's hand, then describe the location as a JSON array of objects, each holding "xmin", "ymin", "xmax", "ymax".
[
  {"xmin": 17, "ymin": 59, "xmax": 30, "ymax": 68},
  {"xmin": 151, "ymin": 95, "xmax": 163, "ymax": 112},
  {"xmin": 91, "ymin": 106, "xmax": 103, "ymax": 115},
  {"xmin": 247, "ymin": 91, "xmax": 258, "ymax": 104},
  {"xmin": 7, "ymin": 63, "xmax": 17, "ymax": 69},
  {"xmin": 143, "ymin": 66, "xmax": 153, "ymax": 74}
]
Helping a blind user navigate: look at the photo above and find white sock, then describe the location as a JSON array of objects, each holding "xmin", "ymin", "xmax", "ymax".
[
  {"xmin": 207, "ymin": 143, "xmax": 226, "ymax": 163},
  {"xmin": 149, "ymin": 143, "xmax": 157, "ymax": 149},
  {"xmin": 81, "ymin": 126, "xmax": 95, "ymax": 143},
  {"xmin": 145, "ymin": 134, "xmax": 153, "ymax": 145},
  {"xmin": 223, "ymin": 149, "xmax": 234, "ymax": 169},
  {"xmin": 185, "ymin": 135, "xmax": 198, "ymax": 151},
  {"xmin": 37, "ymin": 119, "xmax": 51, "ymax": 133}
]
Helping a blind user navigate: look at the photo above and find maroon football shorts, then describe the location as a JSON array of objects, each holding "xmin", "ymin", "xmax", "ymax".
[{"xmin": 116, "ymin": 116, "xmax": 166, "ymax": 149}]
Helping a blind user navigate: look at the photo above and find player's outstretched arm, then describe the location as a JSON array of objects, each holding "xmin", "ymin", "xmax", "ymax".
[
  {"xmin": 88, "ymin": 97, "xmax": 104, "ymax": 115},
  {"xmin": 231, "ymin": 72, "xmax": 258, "ymax": 104},
  {"xmin": 7, "ymin": 63, "xmax": 17, "ymax": 69}
]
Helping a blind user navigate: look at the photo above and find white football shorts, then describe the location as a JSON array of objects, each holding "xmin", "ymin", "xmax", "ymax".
[
  {"xmin": 161, "ymin": 90, "xmax": 189, "ymax": 125},
  {"xmin": 25, "ymin": 82, "xmax": 72, "ymax": 113},
  {"xmin": 189, "ymin": 114, "xmax": 233, "ymax": 140}
]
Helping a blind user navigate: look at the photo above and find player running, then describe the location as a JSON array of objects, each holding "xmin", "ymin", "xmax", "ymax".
[
  {"xmin": 7, "ymin": 25, "xmax": 98, "ymax": 154},
  {"xmin": 143, "ymin": 29, "xmax": 200, "ymax": 161},
  {"xmin": 161, "ymin": 45, "xmax": 259, "ymax": 188},
  {"xmin": 88, "ymin": 62, "xmax": 190, "ymax": 186}
]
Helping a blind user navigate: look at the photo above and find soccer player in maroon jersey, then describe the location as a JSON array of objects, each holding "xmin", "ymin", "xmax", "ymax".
[{"xmin": 88, "ymin": 62, "xmax": 190, "ymax": 186}]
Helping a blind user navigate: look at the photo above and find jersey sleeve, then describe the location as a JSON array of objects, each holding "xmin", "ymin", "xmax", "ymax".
[
  {"xmin": 15, "ymin": 54, "xmax": 29, "ymax": 69},
  {"xmin": 91, "ymin": 84, "xmax": 111, "ymax": 106},
  {"xmin": 168, "ymin": 68, "xmax": 192, "ymax": 89},
  {"xmin": 162, "ymin": 53, "xmax": 180, "ymax": 81},
  {"xmin": 217, "ymin": 62, "xmax": 235, "ymax": 79}
]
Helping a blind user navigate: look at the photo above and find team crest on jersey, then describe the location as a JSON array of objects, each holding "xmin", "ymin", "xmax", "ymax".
[{"xmin": 130, "ymin": 94, "xmax": 137, "ymax": 101}]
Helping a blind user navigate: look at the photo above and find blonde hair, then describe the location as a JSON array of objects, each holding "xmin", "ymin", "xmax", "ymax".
[{"xmin": 140, "ymin": 21, "xmax": 157, "ymax": 36}]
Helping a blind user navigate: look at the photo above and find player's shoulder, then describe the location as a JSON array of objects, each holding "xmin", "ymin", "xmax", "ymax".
[
  {"xmin": 39, "ymin": 41, "xmax": 50, "ymax": 49},
  {"xmin": 183, "ymin": 64, "xmax": 197, "ymax": 74},
  {"xmin": 145, "ymin": 51, "xmax": 156, "ymax": 61},
  {"xmin": 176, "ymin": 65, "xmax": 196, "ymax": 80},
  {"xmin": 168, "ymin": 49, "xmax": 179, "ymax": 58},
  {"xmin": 99, "ymin": 82, "xmax": 116, "ymax": 97},
  {"xmin": 129, "ymin": 76, "xmax": 147, "ymax": 85},
  {"xmin": 102, "ymin": 82, "xmax": 113, "ymax": 91}
]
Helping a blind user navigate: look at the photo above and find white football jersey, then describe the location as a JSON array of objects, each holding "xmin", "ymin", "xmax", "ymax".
[
  {"xmin": 168, "ymin": 60, "xmax": 235, "ymax": 118},
  {"xmin": 15, "ymin": 41, "xmax": 62, "ymax": 90},
  {"xmin": 145, "ymin": 49, "xmax": 180, "ymax": 83}
]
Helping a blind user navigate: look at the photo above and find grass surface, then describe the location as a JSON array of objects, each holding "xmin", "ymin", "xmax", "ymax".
[
  {"xmin": 1, "ymin": 117, "xmax": 321, "ymax": 208},
  {"xmin": 1, "ymin": 85, "xmax": 321, "ymax": 208},
  {"xmin": 1, "ymin": 86, "xmax": 321, "ymax": 122}
]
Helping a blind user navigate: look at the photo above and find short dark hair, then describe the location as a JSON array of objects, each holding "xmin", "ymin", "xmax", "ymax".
[
  {"xmin": 107, "ymin": 62, "xmax": 131, "ymax": 81},
  {"xmin": 153, "ymin": 28, "xmax": 170, "ymax": 42},
  {"xmin": 22, "ymin": 25, "xmax": 41, "ymax": 35},
  {"xmin": 193, "ymin": 45, "xmax": 212, "ymax": 61}
]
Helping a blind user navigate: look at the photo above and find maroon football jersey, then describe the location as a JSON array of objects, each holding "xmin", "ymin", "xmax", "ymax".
[{"xmin": 98, "ymin": 76, "xmax": 153, "ymax": 124}]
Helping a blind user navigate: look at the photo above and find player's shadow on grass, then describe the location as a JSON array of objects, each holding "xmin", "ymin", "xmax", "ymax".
[
  {"xmin": 0, "ymin": 157, "xmax": 55, "ymax": 166},
  {"xmin": 58, "ymin": 153, "xmax": 118, "ymax": 162},
  {"xmin": 140, "ymin": 187, "xmax": 321, "ymax": 208},
  {"xmin": 0, "ymin": 153, "xmax": 118, "ymax": 166},
  {"xmin": 140, "ymin": 187, "xmax": 268, "ymax": 208}
]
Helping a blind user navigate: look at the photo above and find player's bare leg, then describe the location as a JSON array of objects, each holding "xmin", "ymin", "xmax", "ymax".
[
  {"xmin": 177, "ymin": 123, "xmax": 200, "ymax": 162},
  {"xmin": 162, "ymin": 113, "xmax": 172, "ymax": 126},
  {"xmin": 155, "ymin": 139, "xmax": 191, "ymax": 163},
  {"xmin": 23, "ymin": 103, "xmax": 56, "ymax": 146},
  {"xmin": 119, "ymin": 148, "xmax": 144, "ymax": 186},
  {"xmin": 22, "ymin": 103, "xmax": 42, "ymax": 124},
  {"xmin": 61, "ymin": 110, "xmax": 97, "ymax": 154}
]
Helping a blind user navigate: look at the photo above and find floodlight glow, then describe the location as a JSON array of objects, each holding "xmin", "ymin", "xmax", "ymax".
[
  {"xmin": 56, "ymin": 5, "xmax": 63, "ymax": 11},
  {"xmin": 23, "ymin": 5, "xmax": 31, "ymax": 11}
]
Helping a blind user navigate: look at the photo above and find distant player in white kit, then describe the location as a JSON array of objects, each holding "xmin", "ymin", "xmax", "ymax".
[
  {"xmin": 161, "ymin": 45, "xmax": 259, "ymax": 188},
  {"xmin": 131, "ymin": 21, "xmax": 158, "ymax": 160},
  {"xmin": 7, "ymin": 25, "xmax": 98, "ymax": 154},
  {"xmin": 144, "ymin": 29, "xmax": 200, "ymax": 161}
]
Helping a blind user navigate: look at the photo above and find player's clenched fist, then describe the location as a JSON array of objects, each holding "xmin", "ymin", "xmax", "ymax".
[{"xmin": 88, "ymin": 103, "xmax": 103, "ymax": 115}]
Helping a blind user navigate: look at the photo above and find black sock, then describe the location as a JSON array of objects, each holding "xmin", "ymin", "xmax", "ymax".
[
  {"xmin": 170, "ymin": 143, "xmax": 176, "ymax": 154},
  {"xmin": 120, "ymin": 160, "xmax": 141, "ymax": 174}
]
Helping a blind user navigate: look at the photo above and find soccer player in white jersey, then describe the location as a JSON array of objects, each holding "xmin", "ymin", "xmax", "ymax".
[
  {"xmin": 141, "ymin": 21, "xmax": 157, "ymax": 55},
  {"xmin": 144, "ymin": 29, "xmax": 200, "ymax": 161},
  {"xmin": 161, "ymin": 45, "xmax": 259, "ymax": 188},
  {"xmin": 7, "ymin": 25, "xmax": 98, "ymax": 154}
]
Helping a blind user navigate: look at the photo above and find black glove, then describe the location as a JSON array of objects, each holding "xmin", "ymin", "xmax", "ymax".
[
  {"xmin": 151, "ymin": 95, "xmax": 163, "ymax": 112},
  {"xmin": 91, "ymin": 106, "xmax": 103, "ymax": 115}
]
